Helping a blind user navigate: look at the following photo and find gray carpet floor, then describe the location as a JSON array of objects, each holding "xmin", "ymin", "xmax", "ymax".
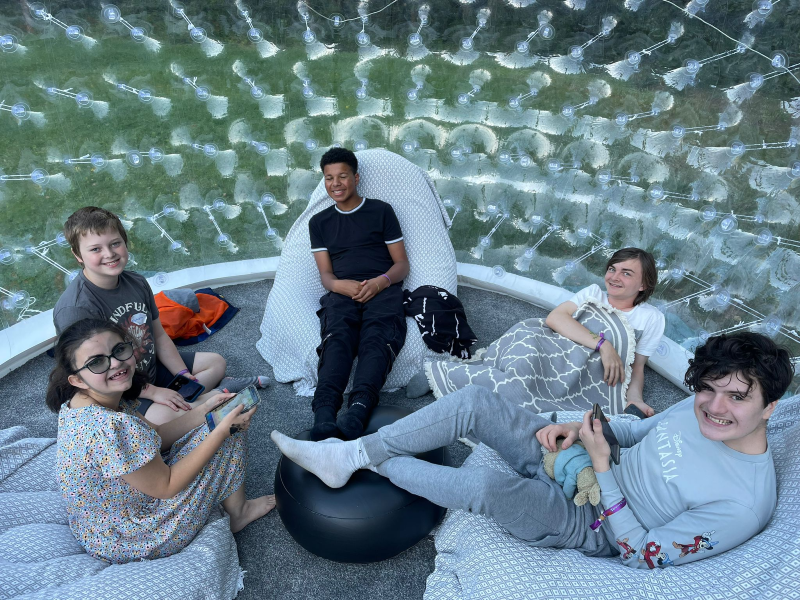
[{"xmin": 0, "ymin": 281, "xmax": 686, "ymax": 600}]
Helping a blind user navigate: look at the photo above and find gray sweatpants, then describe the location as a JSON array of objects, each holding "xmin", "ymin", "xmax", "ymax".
[{"xmin": 361, "ymin": 385, "xmax": 613, "ymax": 556}]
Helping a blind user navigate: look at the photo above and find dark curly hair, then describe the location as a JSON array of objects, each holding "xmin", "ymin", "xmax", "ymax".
[
  {"xmin": 46, "ymin": 319, "xmax": 147, "ymax": 413},
  {"xmin": 320, "ymin": 147, "xmax": 358, "ymax": 174},
  {"xmin": 605, "ymin": 247, "xmax": 658, "ymax": 306},
  {"xmin": 684, "ymin": 332, "xmax": 793, "ymax": 407}
]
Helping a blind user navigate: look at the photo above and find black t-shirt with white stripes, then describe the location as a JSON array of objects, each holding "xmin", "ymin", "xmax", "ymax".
[{"xmin": 309, "ymin": 198, "xmax": 404, "ymax": 283}]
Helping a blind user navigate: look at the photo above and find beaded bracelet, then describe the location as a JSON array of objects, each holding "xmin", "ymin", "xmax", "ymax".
[{"xmin": 590, "ymin": 497, "xmax": 627, "ymax": 531}]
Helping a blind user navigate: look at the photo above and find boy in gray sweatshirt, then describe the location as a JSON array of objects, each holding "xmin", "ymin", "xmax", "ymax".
[{"xmin": 271, "ymin": 331, "xmax": 793, "ymax": 569}]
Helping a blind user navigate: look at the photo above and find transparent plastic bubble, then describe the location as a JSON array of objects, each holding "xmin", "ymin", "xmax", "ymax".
[
  {"xmin": 515, "ymin": 40, "xmax": 529, "ymax": 54},
  {"xmin": 669, "ymin": 266, "xmax": 684, "ymax": 281},
  {"xmin": 30, "ymin": 3, "xmax": 47, "ymax": 19},
  {"xmin": 189, "ymin": 27, "xmax": 207, "ymax": 43},
  {"xmin": 561, "ymin": 104, "xmax": 575, "ymax": 118},
  {"xmin": 685, "ymin": 59, "xmax": 700, "ymax": 74},
  {"xmin": 216, "ymin": 233, "xmax": 231, "ymax": 247},
  {"xmin": 771, "ymin": 51, "xmax": 788, "ymax": 69},
  {"xmin": 163, "ymin": 203, "xmax": 178, "ymax": 217},
  {"xmin": 626, "ymin": 51, "xmax": 641, "ymax": 66},
  {"xmin": 763, "ymin": 316, "xmax": 781, "ymax": 336},
  {"xmin": 718, "ymin": 215, "xmax": 737, "ymax": 233},
  {"xmin": 729, "ymin": 140, "xmax": 745, "ymax": 156},
  {"xmin": 45, "ymin": 86, "xmax": 57, "ymax": 96},
  {"xmin": 671, "ymin": 124, "xmax": 686, "ymax": 139},
  {"xmin": 564, "ymin": 260, "xmax": 576, "ymax": 272},
  {"xmin": 30, "ymin": 169, "xmax": 49, "ymax": 186},
  {"xmin": 755, "ymin": 227, "xmax": 773, "ymax": 246},
  {"xmin": 54, "ymin": 232, "xmax": 69, "ymax": 247},
  {"xmin": 541, "ymin": 24, "xmax": 555, "ymax": 39},
  {"xmin": 524, "ymin": 247, "xmax": 535, "ymax": 258},
  {"xmin": 265, "ymin": 227, "xmax": 279, "ymax": 240},
  {"xmin": 331, "ymin": 14, "xmax": 345, "ymax": 29},
  {"xmin": 647, "ymin": 184, "xmax": 665, "ymax": 201},
  {"xmin": 355, "ymin": 85, "xmax": 368, "ymax": 100},
  {"xmin": 700, "ymin": 205, "xmax": 717, "ymax": 221},
  {"xmin": 91, "ymin": 154, "xmax": 107, "ymax": 169},
  {"xmin": 519, "ymin": 154, "xmax": 532, "ymax": 168},
  {"xmin": 1, "ymin": 34, "xmax": 19, "ymax": 53},
  {"xmin": 148, "ymin": 147, "xmax": 164, "ymax": 163},
  {"xmin": 655, "ymin": 258, "xmax": 667, "ymax": 269},
  {"xmin": 449, "ymin": 146, "xmax": 465, "ymax": 161},
  {"xmin": 247, "ymin": 28, "xmax": 263, "ymax": 43},
  {"xmin": 202, "ymin": 143, "xmax": 218, "ymax": 158},
  {"xmin": 789, "ymin": 160, "xmax": 800, "ymax": 179},
  {"xmin": 408, "ymin": 33, "xmax": 422, "ymax": 46},
  {"xmin": 492, "ymin": 265, "xmax": 506, "ymax": 278},
  {"xmin": 480, "ymin": 236, "xmax": 491, "ymax": 247},
  {"xmin": 401, "ymin": 140, "xmax": 417, "ymax": 155},
  {"xmin": 546, "ymin": 158, "xmax": 562, "ymax": 173},
  {"xmin": 137, "ymin": 89, "xmax": 153, "ymax": 103},
  {"xmin": 498, "ymin": 151, "xmax": 511, "ymax": 164},
  {"xmin": 356, "ymin": 32, "xmax": 371, "ymax": 47},
  {"xmin": 713, "ymin": 288, "xmax": 730, "ymax": 307},
  {"xmin": 508, "ymin": 96, "xmax": 521, "ymax": 109},
  {"xmin": 131, "ymin": 27, "xmax": 146, "ymax": 42},
  {"xmin": 212, "ymin": 198, "xmax": 226, "ymax": 211},
  {"xmin": 754, "ymin": 0, "xmax": 772, "ymax": 14},
  {"xmin": 457, "ymin": 93, "xmax": 470, "ymax": 106},
  {"xmin": 406, "ymin": 88, "xmax": 419, "ymax": 101},
  {"xmin": 460, "ymin": 37, "xmax": 473, "ymax": 51},
  {"xmin": 75, "ymin": 91, "xmax": 93, "ymax": 107},
  {"xmin": 171, "ymin": 2, "xmax": 186, "ymax": 17},
  {"xmin": 253, "ymin": 141, "xmax": 270, "ymax": 155},
  {"xmin": 195, "ymin": 86, "xmax": 210, "ymax": 101},
  {"xmin": 569, "ymin": 45, "xmax": 583, "ymax": 60},
  {"xmin": 302, "ymin": 84, "xmax": 315, "ymax": 99},
  {"xmin": 697, "ymin": 329, "xmax": 710, "ymax": 342},
  {"xmin": 530, "ymin": 214, "xmax": 543, "ymax": 225},
  {"xmin": 577, "ymin": 226, "xmax": 590, "ymax": 238},
  {"xmin": 126, "ymin": 151, "xmax": 143, "ymax": 167},
  {"xmin": 23, "ymin": 244, "xmax": 36, "ymax": 255},
  {"xmin": 153, "ymin": 272, "xmax": 169, "ymax": 286},
  {"xmin": 250, "ymin": 85, "xmax": 265, "ymax": 99},
  {"xmin": 614, "ymin": 112, "xmax": 629, "ymax": 127},
  {"xmin": 354, "ymin": 140, "xmax": 368, "ymax": 151},
  {"xmin": 597, "ymin": 170, "xmax": 612, "ymax": 185},
  {"xmin": 65, "ymin": 25, "xmax": 83, "ymax": 41},
  {"xmin": 0, "ymin": 248, "xmax": 14, "ymax": 264},
  {"xmin": 754, "ymin": 213, "xmax": 764, "ymax": 223},
  {"xmin": 170, "ymin": 240, "xmax": 185, "ymax": 253},
  {"xmin": 305, "ymin": 139, "xmax": 318, "ymax": 151},
  {"xmin": 486, "ymin": 203, "xmax": 499, "ymax": 215},
  {"xmin": 10, "ymin": 290, "xmax": 30, "ymax": 308},
  {"xmin": 66, "ymin": 268, "xmax": 80, "ymax": 284},
  {"xmin": 260, "ymin": 192, "xmax": 276, "ymax": 206},
  {"xmin": 302, "ymin": 29, "xmax": 316, "ymax": 44},
  {"xmin": 11, "ymin": 103, "xmax": 30, "ymax": 120},
  {"xmin": 237, "ymin": 4, "xmax": 252, "ymax": 18},
  {"xmin": 442, "ymin": 197, "xmax": 454, "ymax": 207}
]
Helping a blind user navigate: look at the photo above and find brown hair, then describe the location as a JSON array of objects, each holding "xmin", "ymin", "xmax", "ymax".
[
  {"xmin": 64, "ymin": 207, "xmax": 128, "ymax": 259},
  {"xmin": 605, "ymin": 247, "xmax": 657, "ymax": 306}
]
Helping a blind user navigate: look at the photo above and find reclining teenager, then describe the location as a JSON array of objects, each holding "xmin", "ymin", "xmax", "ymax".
[
  {"xmin": 272, "ymin": 331, "xmax": 792, "ymax": 569},
  {"xmin": 47, "ymin": 319, "xmax": 274, "ymax": 564},
  {"xmin": 308, "ymin": 147, "xmax": 409, "ymax": 440},
  {"xmin": 407, "ymin": 247, "xmax": 665, "ymax": 417}
]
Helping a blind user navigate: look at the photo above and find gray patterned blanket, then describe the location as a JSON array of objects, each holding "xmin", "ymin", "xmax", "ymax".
[{"xmin": 426, "ymin": 299, "xmax": 636, "ymax": 415}]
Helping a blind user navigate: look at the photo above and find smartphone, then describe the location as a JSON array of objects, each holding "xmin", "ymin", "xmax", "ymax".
[
  {"xmin": 206, "ymin": 385, "xmax": 261, "ymax": 431},
  {"xmin": 591, "ymin": 403, "xmax": 621, "ymax": 465},
  {"xmin": 167, "ymin": 374, "xmax": 205, "ymax": 403}
]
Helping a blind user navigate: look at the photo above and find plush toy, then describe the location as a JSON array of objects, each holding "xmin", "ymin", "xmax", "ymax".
[{"xmin": 542, "ymin": 439, "xmax": 602, "ymax": 507}]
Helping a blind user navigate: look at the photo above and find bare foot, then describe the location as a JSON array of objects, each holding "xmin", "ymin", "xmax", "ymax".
[{"xmin": 229, "ymin": 495, "xmax": 276, "ymax": 533}]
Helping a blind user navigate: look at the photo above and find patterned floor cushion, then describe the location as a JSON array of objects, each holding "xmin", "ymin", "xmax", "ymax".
[
  {"xmin": 0, "ymin": 427, "xmax": 243, "ymax": 600},
  {"xmin": 425, "ymin": 397, "xmax": 800, "ymax": 600},
  {"xmin": 256, "ymin": 148, "xmax": 458, "ymax": 396}
]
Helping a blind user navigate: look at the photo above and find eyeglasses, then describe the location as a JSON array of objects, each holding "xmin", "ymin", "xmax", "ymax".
[{"xmin": 73, "ymin": 342, "xmax": 135, "ymax": 375}]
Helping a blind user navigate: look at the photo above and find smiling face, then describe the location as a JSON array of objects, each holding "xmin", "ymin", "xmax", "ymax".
[
  {"xmin": 693, "ymin": 372, "xmax": 776, "ymax": 454},
  {"xmin": 323, "ymin": 162, "xmax": 360, "ymax": 209},
  {"xmin": 74, "ymin": 228, "xmax": 129, "ymax": 288},
  {"xmin": 67, "ymin": 331, "xmax": 136, "ymax": 405},
  {"xmin": 604, "ymin": 258, "xmax": 645, "ymax": 309}
]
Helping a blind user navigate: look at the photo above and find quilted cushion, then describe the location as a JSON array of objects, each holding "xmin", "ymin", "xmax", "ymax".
[
  {"xmin": 425, "ymin": 396, "xmax": 800, "ymax": 600},
  {"xmin": 256, "ymin": 148, "xmax": 458, "ymax": 395}
]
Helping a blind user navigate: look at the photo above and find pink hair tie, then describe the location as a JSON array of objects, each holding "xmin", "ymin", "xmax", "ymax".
[
  {"xmin": 595, "ymin": 332, "xmax": 606, "ymax": 352},
  {"xmin": 380, "ymin": 273, "xmax": 392, "ymax": 286}
]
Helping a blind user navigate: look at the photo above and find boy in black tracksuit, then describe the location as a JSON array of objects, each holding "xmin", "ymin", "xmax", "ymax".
[{"xmin": 308, "ymin": 148, "xmax": 409, "ymax": 440}]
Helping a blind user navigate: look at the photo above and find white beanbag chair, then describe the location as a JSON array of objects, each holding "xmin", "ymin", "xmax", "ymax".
[
  {"xmin": 424, "ymin": 395, "xmax": 800, "ymax": 600},
  {"xmin": 257, "ymin": 148, "xmax": 457, "ymax": 396}
]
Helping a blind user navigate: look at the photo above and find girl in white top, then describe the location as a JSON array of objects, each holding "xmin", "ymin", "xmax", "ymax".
[{"xmin": 545, "ymin": 248, "xmax": 665, "ymax": 417}]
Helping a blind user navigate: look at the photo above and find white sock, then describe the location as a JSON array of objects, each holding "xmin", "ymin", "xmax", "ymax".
[{"xmin": 270, "ymin": 431, "xmax": 370, "ymax": 488}]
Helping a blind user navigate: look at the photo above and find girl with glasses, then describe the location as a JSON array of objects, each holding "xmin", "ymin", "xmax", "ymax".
[{"xmin": 46, "ymin": 319, "xmax": 274, "ymax": 564}]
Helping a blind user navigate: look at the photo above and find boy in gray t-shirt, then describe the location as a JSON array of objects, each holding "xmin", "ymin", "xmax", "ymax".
[{"xmin": 54, "ymin": 207, "xmax": 267, "ymax": 424}]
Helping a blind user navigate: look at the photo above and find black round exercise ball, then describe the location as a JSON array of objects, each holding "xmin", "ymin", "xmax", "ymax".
[{"xmin": 274, "ymin": 405, "xmax": 452, "ymax": 563}]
